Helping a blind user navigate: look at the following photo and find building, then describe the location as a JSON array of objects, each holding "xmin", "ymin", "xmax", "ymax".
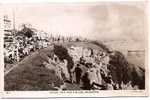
[{"xmin": 4, "ymin": 15, "xmax": 13, "ymax": 43}]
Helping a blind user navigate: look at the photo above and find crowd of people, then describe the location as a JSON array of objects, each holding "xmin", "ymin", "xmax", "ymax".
[
  {"xmin": 68, "ymin": 46, "xmax": 116, "ymax": 90},
  {"xmin": 4, "ymin": 33, "xmax": 87, "ymax": 65},
  {"xmin": 4, "ymin": 35, "xmax": 50, "ymax": 67},
  {"xmin": 40, "ymin": 45, "xmax": 120, "ymax": 90}
]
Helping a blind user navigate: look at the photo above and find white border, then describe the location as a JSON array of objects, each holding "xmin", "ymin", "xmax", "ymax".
[
  {"xmin": 0, "ymin": 0, "xmax": 148, "ymax": 3},
  {"xmin": 0, "ymin": 0, "xmax": 149, "ymax": 98}
]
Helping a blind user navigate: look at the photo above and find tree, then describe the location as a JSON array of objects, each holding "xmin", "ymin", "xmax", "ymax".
[
  {"xmin": 54, "ymin": 45, "xmax": 74, "ymax": 81},
  {"xmin": 16, "ymin": 24, "xmax": 34, "ymax": 38}
]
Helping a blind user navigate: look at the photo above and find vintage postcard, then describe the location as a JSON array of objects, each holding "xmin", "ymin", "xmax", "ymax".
[{"xmin": 0, "ymin": 0, "xmax": 149, "ymax": 98}]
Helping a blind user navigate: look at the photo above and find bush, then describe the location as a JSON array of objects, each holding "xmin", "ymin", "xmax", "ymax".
[{"xmin": 54, "ymin": 45, "xmax": 74, "ymax": 73}]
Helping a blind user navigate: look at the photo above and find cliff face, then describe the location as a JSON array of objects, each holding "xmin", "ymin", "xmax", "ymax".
[
  {"xmin": 4, "ymin": 42, "xmax": 145, "ymax": 90},
  {"xmin": 108, "ymin": 51, "xmax": 145, "ymax": 89}
]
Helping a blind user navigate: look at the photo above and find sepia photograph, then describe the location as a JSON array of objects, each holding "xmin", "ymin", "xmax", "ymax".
[{"xmin": 0, "ymin": 0, "xmax": 149, "ymax": 97}]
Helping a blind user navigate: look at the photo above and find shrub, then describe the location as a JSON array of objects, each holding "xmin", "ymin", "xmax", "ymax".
[{"xmin": 54, "ymin": 45, "xmax": 74, "ymax": 71}]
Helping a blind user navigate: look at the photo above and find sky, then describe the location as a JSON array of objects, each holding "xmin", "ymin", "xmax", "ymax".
[{"xmin": 3, "ymin": 2, "xmax": 147, "ymax": 48}]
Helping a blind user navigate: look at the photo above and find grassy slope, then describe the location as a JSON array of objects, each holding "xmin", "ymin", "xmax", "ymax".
[
  {"xmin": 5, "ymin": 42, "xmax": 104, "ymax": 91},
  {"xmin": 5, "ymin": 46, "xmax": 63, "ymax": 91}
]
